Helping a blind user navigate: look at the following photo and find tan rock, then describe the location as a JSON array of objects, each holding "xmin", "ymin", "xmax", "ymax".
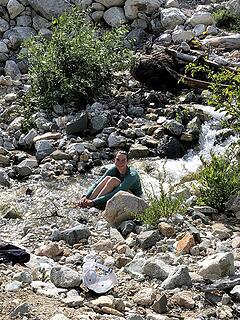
[
  {"xmin": 101, "ymin": 306, "xmax": 124, "ymax": 317},
  {"xmin": 133, "ymin": 288, "xmax": 156, "ymax": 306},
  {"xmin": 92, "ymin": 295, "xmax": 114, "ymax": 308},
  {"xmin": 176, "ymin": 232, "xmax": 195, "ymax": 255},
  {"xmin": 158, "ymin": 222, "xmax": 175, "ymax": 237},
  {"xmin": 92, "ymin": 239, "xmax": 114, "ymax": 252},
  {"xmin": 172, "ymin": 291, "xmax": 195, "ymax": 309},
  {"xmin": 35, "ymin": 242, "xmax": 63, "ymax": 258}
]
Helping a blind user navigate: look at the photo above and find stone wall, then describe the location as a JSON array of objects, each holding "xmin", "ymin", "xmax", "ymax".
[{"xmin": 0, "ymin": 0, "xmax": 233, "ymax": 78}]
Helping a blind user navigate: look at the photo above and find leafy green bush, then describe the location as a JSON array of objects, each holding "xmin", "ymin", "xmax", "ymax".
[
  {"xmin": 137, "ymin": 171, "xmax": 187, "ymax": 227},
  {"xmin": 196, "ymin": 144, "xmax": 240, "ymax": 212},
  {"xmin": 213, "ymin": 9, "xmax": 240, "ymax": 32},
  {"xmin": 21, "ymin": 7, "xmax": 133, "ymax": 110},
  {"xmin": 184, "ymin": 62, "xmax": 240, "ymax": 133}
]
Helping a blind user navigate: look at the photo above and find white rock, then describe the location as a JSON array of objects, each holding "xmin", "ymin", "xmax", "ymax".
[{"xmin": 161, "ymin": 8, "xmax": 187, "ymax": 29}]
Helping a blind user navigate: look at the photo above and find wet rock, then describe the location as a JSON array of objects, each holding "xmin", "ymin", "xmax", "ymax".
[
  {"xmin": 50, "ymin": 266, "xmax": 81, "ymax": 288},
  {"xmin": 161, "ymin": 265, "xmax": 192, "ymax": 289},
  {"xmin": 136, "ymin": 230, "xmax": 161, "ymax": 249},
  {"xmin": 157, "ymin": 135, "xmax": 186, "ymax": 159},
  {"xmin": 199, "ymin": 252, "xmax": 235, "ymax": 280},
  {"xmin": 104, "ymin": 191, "xmax": 148, "ymax": 226},
  {"xmin": 51, "ymin": 224, "xmax": 91, "ymax": 246}
]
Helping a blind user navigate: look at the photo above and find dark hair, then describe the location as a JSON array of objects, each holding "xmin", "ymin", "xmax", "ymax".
[{"xmin": 114, "ymin": 150, "xmax": 129, "ymax": 161}]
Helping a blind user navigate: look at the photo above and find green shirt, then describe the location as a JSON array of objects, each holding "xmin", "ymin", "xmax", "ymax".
[{"xmin": 84, "ymin": 165, "xmax": 143, "ymax": 206}]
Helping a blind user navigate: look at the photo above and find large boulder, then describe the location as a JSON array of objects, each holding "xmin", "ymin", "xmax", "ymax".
[
  {"xmin": 188, "ymin": 12, "xmax": 214, "ymax": 26},
  {"xmin": 28, "ymin": 0, "xmax": 71, "ymax": 20},
  {"xmin": 104, "ymin": 191, "xmax": 148, "ymax": 226}
]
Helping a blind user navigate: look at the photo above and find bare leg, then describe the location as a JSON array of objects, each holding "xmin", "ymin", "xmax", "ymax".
[
  {"xmin": 89, "ymin": 176, "xmax": 111, "ymax": 200},
  {"xmin": 96, "ymin": 177, "xmax": 121, "ymax": 198}
]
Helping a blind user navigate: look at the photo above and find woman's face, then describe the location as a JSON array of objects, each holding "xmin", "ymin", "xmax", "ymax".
[{"xmin": 114, "ymin": 153, "xmax": 128, "ymax": 171}]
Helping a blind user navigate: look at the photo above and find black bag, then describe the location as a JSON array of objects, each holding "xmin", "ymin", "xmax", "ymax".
[{"xmin": 0, "ymin": 243, "xmax": 30, "ymax": 266}]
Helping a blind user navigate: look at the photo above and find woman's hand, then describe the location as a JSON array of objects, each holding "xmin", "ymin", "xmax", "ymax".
[{"xmin": 77, "ymin": 197, "xmax": 94, "ymax": 208}]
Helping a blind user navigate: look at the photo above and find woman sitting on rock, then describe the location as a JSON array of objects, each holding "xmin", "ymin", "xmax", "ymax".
[{"xmin": 78, "ymin": 150, "xmax": 143, "ymax": 208}]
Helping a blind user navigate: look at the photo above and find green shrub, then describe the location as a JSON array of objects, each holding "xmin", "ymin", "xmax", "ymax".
[
  {"xmin": 137, "ymin": 171, "xmax": 187, "ymax": 227},
  {"xmin": 196, "ymin": 143, "xmax": 240, "ymax": 212},
  {"xmin": 184, "ymin": 63, "xmax": 240, "ymax": 133},
  {"xmin": 21, "ymin": 7, "xmax": 133, "ymax": 110},
  {"xmin": 213, "ymin": 9, "xmax": 240, "ymax": 32}
]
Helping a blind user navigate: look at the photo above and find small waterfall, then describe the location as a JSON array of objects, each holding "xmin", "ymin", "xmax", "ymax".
[{"xmin": 134, "ymin": 106, "xmax": 238, "ymax": 195}]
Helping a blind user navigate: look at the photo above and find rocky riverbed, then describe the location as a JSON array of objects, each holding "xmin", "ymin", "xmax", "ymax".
[{"xmin": 1, "ymin": 0, "xmax": 240, "ymax": 319}]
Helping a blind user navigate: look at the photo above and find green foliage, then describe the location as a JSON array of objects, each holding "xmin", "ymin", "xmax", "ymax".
[
  {"xmin": 213, "ymin": 9, "xmax": 240, "ymax": 32},
  {"xmin": 184, "ymin": 62, "xmax": 240, "ymax": 132},
  {"xmin": 21, "ymin": 7, "xmax": 133, "ymax": 110},
  {"xmin": 137, "ymin": 169, "xmax": 187, "ymax": 227},
  {"xmin": 195, "ymin": 143, "xmax": 240, "ymax": 212}
]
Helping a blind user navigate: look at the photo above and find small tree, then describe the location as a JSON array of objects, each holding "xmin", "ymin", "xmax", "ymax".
[
  {"xmin": 184, "ymin": 62, "xmax": 240, "ymax": 133},
  {"xmin": 21, "ymin": 7, "xmax": 133, "ymax": 110}
]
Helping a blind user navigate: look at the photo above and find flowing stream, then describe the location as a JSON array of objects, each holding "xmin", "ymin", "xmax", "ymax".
[{"xmin": 134, "ymin": 106, "xmax": 238, "ymax": 195}]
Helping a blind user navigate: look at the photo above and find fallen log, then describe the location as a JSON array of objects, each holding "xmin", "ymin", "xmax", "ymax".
[
  {"xmin": 202, "ymin": 34, "xmax": 240, "ymax": 50},
  {"xmin": 165, "ymin": 66, "xmax": 228, "ymax": 90},
  {"xmin": 166, "ymin": 48, "xmax": 237, "ymax": 71}
]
